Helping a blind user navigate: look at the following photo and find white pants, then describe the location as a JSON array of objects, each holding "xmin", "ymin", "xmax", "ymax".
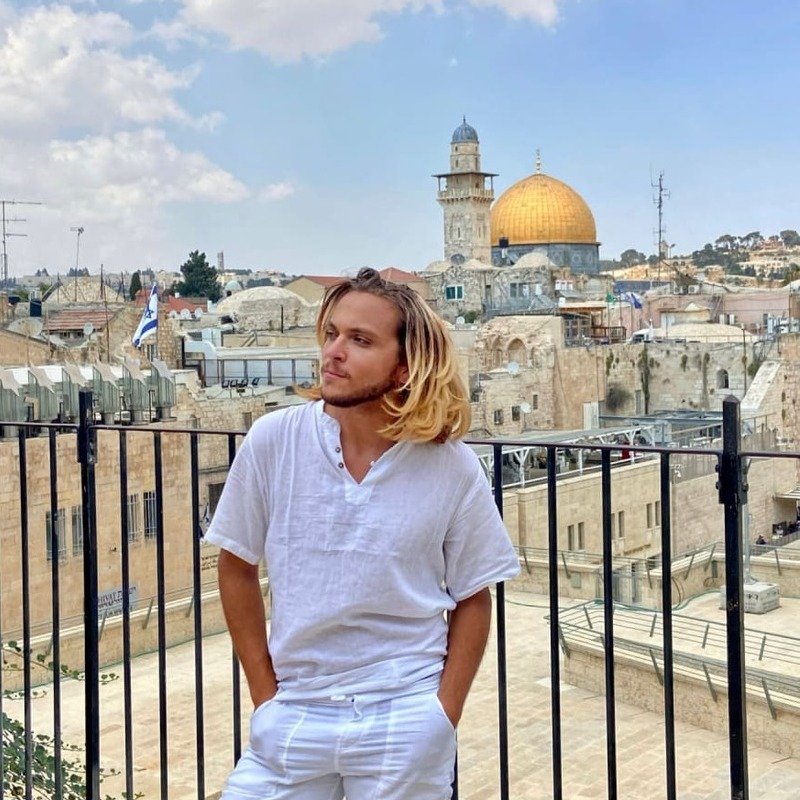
[{"xmin": 221, "ymin": 690, "xmax": 457, "ymax": 799}]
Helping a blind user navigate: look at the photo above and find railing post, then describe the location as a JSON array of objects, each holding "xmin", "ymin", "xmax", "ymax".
[
  {"xmin": 78, "ymin": 389, "xmax": 100, "ymax": 800},
  {"xmin": 717, "ymin": 396, "xmax": 749, "ymax": 799},
  {"xmin": 492, "ymin": 444, "xmax": 510, "ymax": 800}
]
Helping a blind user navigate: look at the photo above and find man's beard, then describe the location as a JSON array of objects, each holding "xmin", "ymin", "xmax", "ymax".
[{"xmin": 321, "ymin": 374, "xmax": 397, "ymax": 409}]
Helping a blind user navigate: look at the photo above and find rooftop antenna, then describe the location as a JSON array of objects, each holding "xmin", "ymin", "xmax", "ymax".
[
  {"xmin": 70, "ymin": 226, "xmax": 84, "ymax": 301},
  {"xmin": 651, "ymin": 171, "xmax": 670, "ymax": 285},
  {"xmin": 1, "ymin": 199, "xmax": 43, "ymax": 287}
]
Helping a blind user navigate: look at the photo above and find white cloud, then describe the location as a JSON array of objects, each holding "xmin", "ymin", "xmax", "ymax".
[
  {"xmin": 149, "ymin": 16, "xmax": 209, "ymax": 49},
  {"xmin": 0, "ymin": 128, "xmax": 248, "ymax": 271},
  {"xmin": 0, "ymin": 4, "xmax": 248, "ymax": 273},
  {"xmin": 0, "ymin": 5, "xmax": 197, "ymax": 132},
  {"xmin": 465, "ymin": 0, "xmax": 559, "ymax": 26},
  {"xmin": 45, "ymin": 129, "xmax": 248, "ymax": 216},
  {"xmin": 260, "ymin": 182, "xmax": 296, "ymax": 202},
  {"xmin": 178, "ymin": 0, "xmax": 442, "ymax": 62},
  {"xmin": 171, "ymin": 0, "xmax": 558, "ymax": 62}
]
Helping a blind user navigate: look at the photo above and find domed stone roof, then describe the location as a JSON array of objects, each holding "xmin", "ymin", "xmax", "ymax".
[
  {"xmin": 491, "ymin": 172, "xmax": 597, "ymax": 246},
  {"xmin": 451, "ymin": 117, "xmax": 479, "ymax": 144}
]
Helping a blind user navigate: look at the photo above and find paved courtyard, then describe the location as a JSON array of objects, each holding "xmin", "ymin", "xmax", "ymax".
[{"xmin": 8, "ymin": 589, "xmax": 800, "ymax": 799}]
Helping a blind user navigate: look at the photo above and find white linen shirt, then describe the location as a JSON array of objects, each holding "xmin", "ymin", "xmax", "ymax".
[{"xmin": 204, "ymin": 400, "xmax": 520, "ymax": 701}]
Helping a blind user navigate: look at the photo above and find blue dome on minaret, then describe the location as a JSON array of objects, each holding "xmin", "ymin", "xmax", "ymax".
[{"xmin": 451, "ymin": 117, "xmax": 479, "ymax": 144}]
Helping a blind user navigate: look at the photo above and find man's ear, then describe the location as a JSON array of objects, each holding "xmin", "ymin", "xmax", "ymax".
[{"xmin": 395, "ymin": 362, "xmax": 410, "ymax": 387}]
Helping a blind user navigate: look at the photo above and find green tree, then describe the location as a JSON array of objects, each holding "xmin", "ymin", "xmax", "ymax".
[
  {"xmin": 173, "ymin": 251, "xmax": 221, "ymax": 301},
  {"xmin": 740, "ymin": 231, "xmax": 762, "ymax": 250},
  {"xmin": 780, "ymin": 229, "xmax": 800, "ymax": 248},
  {"xmin": 715, "ymin": 234, "xmax": 736, "ymax": 250},
  {"xmin": 128, "ymin": 270, "xmax": 142, "ymax": 301},
  {"xmin": 2, "ymin": 641, "xmax": 129, "ymax": 799},
  {"xmin": 782, "ymin": 263, "xmax": 800, "ymax": 285},
  {"xmin": 620, "ymin": 248, "xmax": 646, "ymax": 267}
]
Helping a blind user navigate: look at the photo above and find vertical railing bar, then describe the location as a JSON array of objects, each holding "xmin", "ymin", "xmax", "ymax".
[
  {"xmin": 600, "ymin": 448, "xmax": 617, "ymax": 799},
  {"xmin": 660, "ymin": 452, "xmax": 677, "ymax": 800},
  {"xmin": 719, "ymin": 397, "xmax": 749, "ymax": 799},
  {"xmin": 48, "ymin": 428, "xmax": 64, "ymax": 800},
  {"xmin": 154, "ymin": 432, "xmax": 169, "ymax": 800},
  {"xmin": 190, "ymin": 433, "xmax": 206, "ymax": 800},
  {"xmin": 547, "ymin": 446, "xmax": 563, "ymax": 800},
  {"xmin": 492, "ymin": 443, "xmax": 510, "ymax": 800},
  {"xmin": 78, "ymin": 389, "xmax": 100, "ymax": 800},
  {"xmin": 227, "ymin": 433, "xmax": 243, "ymax": 764},
  {"xmin": 119, "ymin": 430, "xmax": 135, "ymax": 800},
  {"xmin": 19, "ymin": 430, "xmax": 34, "ymax": 800}
]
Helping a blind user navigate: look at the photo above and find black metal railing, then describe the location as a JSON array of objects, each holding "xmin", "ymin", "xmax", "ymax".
[{"xmin": 0, "ymin": 391, "xmax": 767, "ymax": 800}]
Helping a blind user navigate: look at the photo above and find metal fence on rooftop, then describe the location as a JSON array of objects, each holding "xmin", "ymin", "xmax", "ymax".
[{"xmin": 0, "ymin": 393, "xmax": 763, "ymax": 800}]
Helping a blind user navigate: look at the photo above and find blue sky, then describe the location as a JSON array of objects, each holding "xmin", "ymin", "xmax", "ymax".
[{"xmin": 2, "ymin": 0, "xmax": 799, "ymax": 278}]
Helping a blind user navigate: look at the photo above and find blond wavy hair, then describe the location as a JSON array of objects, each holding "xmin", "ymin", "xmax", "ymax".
[{"xmin": 302, "ymin": 268, "xmax": 471, "ymax": 443}]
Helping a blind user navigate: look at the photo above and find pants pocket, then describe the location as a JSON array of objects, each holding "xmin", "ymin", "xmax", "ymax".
[{"xmin": 431, "ymin": 694, "xmax": 456, "ymax": 732}]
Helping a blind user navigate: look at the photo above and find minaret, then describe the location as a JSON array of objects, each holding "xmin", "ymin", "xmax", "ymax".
[{"xmin": 433, "ymin": 118, "xmax": 496, "ymax": 263}]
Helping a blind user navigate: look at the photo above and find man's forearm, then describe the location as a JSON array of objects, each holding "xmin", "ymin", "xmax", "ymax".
[
  {"xmin": 218, "ymin": 549, "xmax": 278, "ymax": 707},
  {"xmin": 437, "ymin": 587, "xmax": 493, "ymax": 727}
]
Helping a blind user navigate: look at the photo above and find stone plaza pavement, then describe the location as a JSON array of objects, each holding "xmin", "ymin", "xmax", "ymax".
[{"xmin": 9, "ymin": 589, "xmax": 800, "ymax": 799}]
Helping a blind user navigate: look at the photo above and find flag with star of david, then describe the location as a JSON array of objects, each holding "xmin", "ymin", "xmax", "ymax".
[{"xmin": 132, "ymin": 284, "xmax": 158, "ymax": 347}]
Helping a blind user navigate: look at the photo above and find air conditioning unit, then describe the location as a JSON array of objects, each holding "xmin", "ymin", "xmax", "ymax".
[{"xmin": 688, "ymin": 284, "xmax": 699, "ymax": 294}]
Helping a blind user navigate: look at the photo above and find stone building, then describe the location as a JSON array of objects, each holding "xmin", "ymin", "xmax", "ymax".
[
  {"xmin": 422, "ymin": 252, "xmax": 559, "ymax": 322},
  {"xmin": 433, "ymin": 118, "xmax": 496, "ymax": 263},
  {"xmin": 469, "ymin": 316, "xmax": 778, "ymax": 438},
  {"xmin": 214, "ymin": 285, "xmax": 317, "ymax": 331}
]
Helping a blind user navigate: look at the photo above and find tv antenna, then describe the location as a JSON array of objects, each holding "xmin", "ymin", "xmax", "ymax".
[
  {"xmin": 1, "ymin": 199, "xmax": 43, "ymax": 287},
  {"xmin": 651, "ymin": 171, "xmax": 670, "ymax": 284},
  {"xmin": 70, "ymin": 226, "xmax": 85, "ymax": 301}
]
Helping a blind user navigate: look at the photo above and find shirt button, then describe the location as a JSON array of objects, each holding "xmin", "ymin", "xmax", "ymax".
[
  {"xmin": 335, "ymin": 446, "xmax": 341, "ymax": 453},
  {"xmin": 338, "ymin": 462, "xmax": 344, "ymax": 468}
]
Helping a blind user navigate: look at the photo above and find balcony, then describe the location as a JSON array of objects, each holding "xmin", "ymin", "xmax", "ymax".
[{"xmin": 1, "ymin": 392, "xmax": 797, "ymax": 799}]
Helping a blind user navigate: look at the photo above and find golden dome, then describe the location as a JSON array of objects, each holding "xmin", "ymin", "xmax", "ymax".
[{"xmin": 491, "ymin": 172, "xmax": 597, "ymax": 245}]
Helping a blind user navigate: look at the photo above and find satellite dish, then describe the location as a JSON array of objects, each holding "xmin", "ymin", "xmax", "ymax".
[
  {"xmin": 169, "ymin": 310, "xmax": 179, "ymax": 319},
  {"xmin": 194, "ymin": 308, "xmax": 203, "ymax": 319},
  {"xmin": 82, "ymin": 322, "xmax": 95, "ymax": 337},
  {"xmin": 520, "ymin": 402, "xmax": 532, "ymax": 414},
  {"xmin": 507, "ymin": 361, "xmax": 520, "ymax": 376},
  {"xmin": 456, "ymin": 316, "xmax": 465, "ymax": 325},
  {"xmin": 180, "ymin": 308, "xmax": 191, "ymax": 319}
]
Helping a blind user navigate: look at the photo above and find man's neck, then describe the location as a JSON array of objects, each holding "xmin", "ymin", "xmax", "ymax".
[{"xmin": 323, "ymin": 401, "xmax": 394, "ymax": 455}]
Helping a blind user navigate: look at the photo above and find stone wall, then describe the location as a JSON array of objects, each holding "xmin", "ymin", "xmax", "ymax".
[
  {"xmin": 503, "ymin": 454, "xmax": 794, "ymax": 562},
  {"xmin": 0, "ymin": 328, "xmax": 52, "ymax": 366},
  {"xmin": 563, "ymin": 639, "xmax": 800, "ymax": 759},
  {"xmin": 474, "ymin": 318, "xmax": 788, "ymax": 433}
]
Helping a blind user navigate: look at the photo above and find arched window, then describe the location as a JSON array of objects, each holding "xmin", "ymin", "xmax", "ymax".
[
  {"xmin": 507, "ymin": 338, "xmax": 527, "ymax": 367},
  {"xmin": 717, "ymin": 369, "xmax": 729, "ymax": 389}
]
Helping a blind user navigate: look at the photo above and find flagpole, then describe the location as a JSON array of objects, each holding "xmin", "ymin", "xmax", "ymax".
[{"xmin": 155, "ymin": 282, "xmax": 159, "ymax": 361}]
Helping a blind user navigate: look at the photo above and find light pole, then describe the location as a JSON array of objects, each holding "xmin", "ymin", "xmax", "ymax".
[{"xmin": 70, "ymin": 226, "xmax": 84, "ymax": 301}]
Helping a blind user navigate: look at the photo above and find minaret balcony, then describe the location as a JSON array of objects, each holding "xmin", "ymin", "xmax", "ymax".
[{"xmin": 437, "ymin": 188, "xmax": 495, "ymax": 201}]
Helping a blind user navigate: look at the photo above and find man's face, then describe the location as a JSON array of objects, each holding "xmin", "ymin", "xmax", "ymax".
[{"xmin": 320, "ymin": 291, "xmax": 408, "ymax": 409}]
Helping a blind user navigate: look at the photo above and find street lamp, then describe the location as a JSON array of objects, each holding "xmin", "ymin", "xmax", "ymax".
[{"xmin": 70, "ymin": 226, "xmax": 84, "ymax": 302}]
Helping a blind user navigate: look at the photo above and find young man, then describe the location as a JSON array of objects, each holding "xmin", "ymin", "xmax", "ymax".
[{"xmin": 205, "ymin": 268, "xmax": 519, "ymax": 800}]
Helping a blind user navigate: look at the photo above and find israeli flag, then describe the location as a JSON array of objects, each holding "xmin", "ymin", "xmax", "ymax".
[
  {"xmin": 625, "ymin": 292, "xmax": 643, "ymax": 310},
  {"xmin": 132, "ymin": 284, "xmax": 158, "ymax": 347}
]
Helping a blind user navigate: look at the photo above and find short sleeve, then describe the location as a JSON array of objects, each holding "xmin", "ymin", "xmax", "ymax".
[
  {"xmin": 203, "ymin": 433, "xmax": 269, "ymax": 565},
  {"xmin": 444, "ymin": 455, "xmax": 520, "ymax": 601}
]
